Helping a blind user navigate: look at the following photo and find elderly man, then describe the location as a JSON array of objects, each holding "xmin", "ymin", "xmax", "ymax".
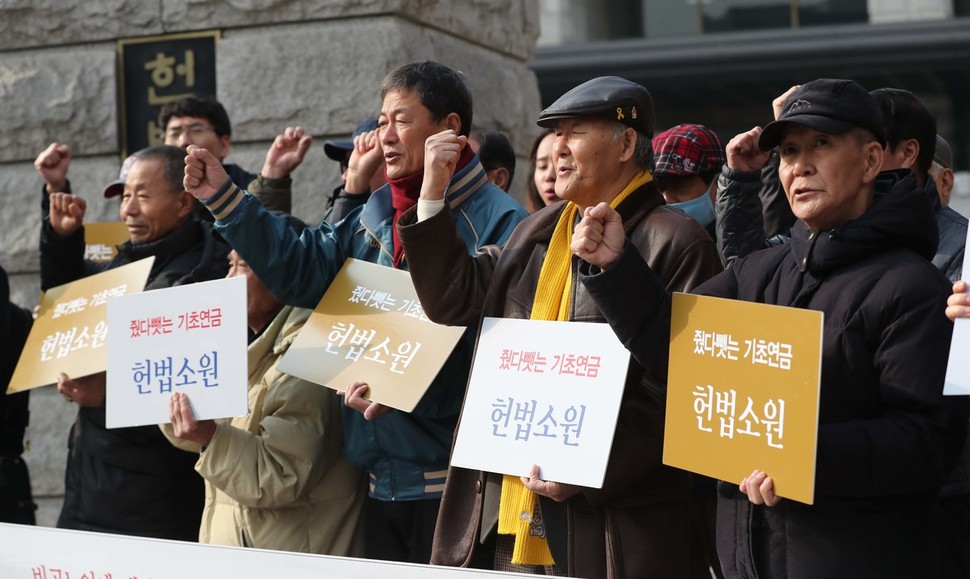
[
  {"xmin": 182, "ymin": 61, "xmax": 528, "ymax": 563},
  {"xmin": 573, "ymin": 79, "xmax": 968, "ymax": 578},
  {"xmin": 397, "ymin": 76, "xmax": 721, "ymax": 577},
  {"xmin": 41, "ymin": 144, "xmax": 229, "ymax": 540}
]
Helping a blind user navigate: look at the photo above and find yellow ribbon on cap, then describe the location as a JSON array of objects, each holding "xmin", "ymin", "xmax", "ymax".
[{"xmin": 616, "ymin": 106, "xmax": 625, "ymax": 121}]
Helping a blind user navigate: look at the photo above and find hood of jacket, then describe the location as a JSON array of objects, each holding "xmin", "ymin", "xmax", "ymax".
[{"xmin": 789, "ymin": 169, "xmax": 938, "ymax": 274}]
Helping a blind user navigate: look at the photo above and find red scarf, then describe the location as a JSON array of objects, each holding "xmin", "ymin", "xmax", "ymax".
[{"xmin": 386, "ymin": 146, "xmax": 476, "ymax": 267}]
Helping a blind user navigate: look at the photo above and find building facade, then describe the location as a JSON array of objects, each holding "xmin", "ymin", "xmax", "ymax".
[{"xmin": 532, "ymin": 0, "xmax": 970, "ymax": 213}]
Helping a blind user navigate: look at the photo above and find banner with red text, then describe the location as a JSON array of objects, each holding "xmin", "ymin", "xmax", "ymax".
[
  {"xmin": 106, "ymin": 275, "xmax": 248, "ymax": 428},
  {"xmin": 450, "ymin": 317, "xmax": 630, "ymax": 488}
]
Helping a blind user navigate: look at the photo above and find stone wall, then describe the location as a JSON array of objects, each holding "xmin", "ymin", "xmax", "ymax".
[{"xmin": 0, "ymin": 0, "xmax": 541, "ymax": 526}]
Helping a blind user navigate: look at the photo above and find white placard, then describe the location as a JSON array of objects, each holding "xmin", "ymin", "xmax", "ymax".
[
  {"xmin": 450, "ymin": 317, "xmax": 630, "ymax": 488},
  {"xmin": 945, "ymin": 223, "xmax": 970, "ymax": 395},
  {"xmin": 0, "ymin": 523, "xmax": 573, "ymax": 578},
  {"xmin": 106, "ymin": 276, "xmax": 248, "ymax": 428}
]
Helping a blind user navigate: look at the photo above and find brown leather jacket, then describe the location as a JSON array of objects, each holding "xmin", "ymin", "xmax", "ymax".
[{"xmin": 398, "ymin": 181, "xmax": 723, "ymax": 578}]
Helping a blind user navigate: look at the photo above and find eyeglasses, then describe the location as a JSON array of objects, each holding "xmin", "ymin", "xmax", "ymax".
[{"xmin": 161, "ymin": 123, "xmax": 215, "ymax": 141}]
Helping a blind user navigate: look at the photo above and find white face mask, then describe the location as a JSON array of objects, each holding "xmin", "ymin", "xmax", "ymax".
[{"xmin": 669, "ymin": 192, "xmax": 715, "ymax": 228}]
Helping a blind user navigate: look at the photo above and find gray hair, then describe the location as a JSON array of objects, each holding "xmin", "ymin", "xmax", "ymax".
[
  {"xmin": 608, "ymin": 121, "xmax": 654, "ymax": 170},
  {"xmin": 130, "ymin": 145, "xmax": 186, "ymax": 194}
]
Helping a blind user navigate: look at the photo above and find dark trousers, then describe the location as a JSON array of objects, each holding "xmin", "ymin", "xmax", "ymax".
[
  {"xmin": 0, "ymin": 455, "xmax": 35, "ymax": 525},
  {"xmin": 940, "ymin": 493, "xmax": 970, "ymax": 578},
  {"xmin": 364, "ymin": 496, "xmax": 441, "ymax": 564}
]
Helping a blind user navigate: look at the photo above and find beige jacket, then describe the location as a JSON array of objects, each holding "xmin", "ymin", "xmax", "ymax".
[{"xmin": 164, "ymin": 305, "xmax": 366, "ymax": 555}]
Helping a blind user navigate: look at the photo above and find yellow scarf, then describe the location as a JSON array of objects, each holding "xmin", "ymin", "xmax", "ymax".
[{"xmin": 497, "ymin": 170, "xmax": 652, "ymax": 566}]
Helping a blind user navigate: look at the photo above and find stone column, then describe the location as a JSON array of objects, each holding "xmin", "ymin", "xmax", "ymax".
[{"xmin": 0, "ymin": 0, "xmax": 541, "ymax": 526}]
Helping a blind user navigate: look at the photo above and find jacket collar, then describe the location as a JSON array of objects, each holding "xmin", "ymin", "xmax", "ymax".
[
  {"xmin": 525, "ymin": 179, "xmax": 666, "ymax": 244},
  {"xmin": 247, "ymin": 305, "xmax": 309, "ymax": 378},
  {"xmin": 116, "ymin": 219, "xmax": 200, "ymax": 264},
  {"xmin": 789, "ymin": 169, "xmax": 938, "ymax": 273},
  {"xmin": 359, "ymin": 153, "xmax": 490, "ymax": 234}
]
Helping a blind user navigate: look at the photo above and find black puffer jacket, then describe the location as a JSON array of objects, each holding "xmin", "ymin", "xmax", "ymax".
[
  {"xmin": 41, "ymin": 218, "xmax": 229, "ymax": 540},
  {"xmin": 582, "ymin": 171, "xmax": 969, "ymax": 578}
]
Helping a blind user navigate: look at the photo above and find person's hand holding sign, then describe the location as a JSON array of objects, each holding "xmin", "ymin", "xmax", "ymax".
[
  {"xmin": 169, "ymin": 392, "xmax": 216, "ymax": 447},
  {"xmin": 946, "ymin": 281, "xmax": 970, "ymax": 322},
  {"xmin": 340, "ymin": 381, "xmax": 391, "ymax": 421},
  {"xmin": 57, "ymin": 372, "xmax": 106, "ymax": 407},
  {"xmin": 521, "ymin": 464, "xmax": 581, "ymax": 502},
  {"xmin": 740, "ymin": 469, "xmax": 781, "ymax": 507}
]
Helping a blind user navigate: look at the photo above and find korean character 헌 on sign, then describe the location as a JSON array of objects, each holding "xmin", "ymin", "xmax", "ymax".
[
  {"xmin": 145, "ymin": 50, "xmax": 196, "ymax": 104},
  {"xmin": 491, "ymin": 397, "xmax": 514, "ymax": 437},
  {"xmin": 40, "ymin": 333, "xmax": 56, "ymax": 361},
  {"xmin": 325, "ymin": 322, "xmax": 356, "ymax": 356},
  {"xmin": 132, "ymin": 359, "xmax": 152, "ymax": 394},
  {"xmin": 692, "ymin": 384, "xmax": 714, "ymax": 433}
]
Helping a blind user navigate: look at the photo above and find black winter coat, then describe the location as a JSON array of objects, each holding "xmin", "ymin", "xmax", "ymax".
[
  {"xmin": 0, "ymin": 265, "xmax": 36, "ymax": 524},
  {"xmin": 582, "ymin": 171, "xmax": 969, "ymax": 578},
  {"xmin": 41, "ymin": 218, "xmax": 229, "ymax": 540}
]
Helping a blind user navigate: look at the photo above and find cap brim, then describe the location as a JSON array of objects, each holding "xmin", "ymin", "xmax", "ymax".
[
  {"xmin": 759, "ymin": 115, "xmax": 856, "ymax": 150},
  {"xmin": 323, "ymin": 140, "xmax": 353, "ymax": 162},
  {"xmin": 537, "ymin": 112, "xmax": 577, "ymax": 128},
  {"xmin": 103, "ymin": 180, "xmax": 124, "ymax": 198}
]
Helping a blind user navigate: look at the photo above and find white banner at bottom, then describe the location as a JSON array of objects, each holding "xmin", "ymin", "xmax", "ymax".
[{"xmin": 0, "ymin": 523, "xmax": 564, "ymax": 578}]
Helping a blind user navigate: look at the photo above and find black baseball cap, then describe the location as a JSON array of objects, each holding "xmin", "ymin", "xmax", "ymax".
[
  {"xmin": 759, "ymin": 79, "xmax": 886, "ymax": 151},
  {"xmin": 323, "ymin": 117, "xmax": 379, "ymax": 162},
  {"xmin": 537, "ymin": 76, "xmax": 655, "ymax": 138}
]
